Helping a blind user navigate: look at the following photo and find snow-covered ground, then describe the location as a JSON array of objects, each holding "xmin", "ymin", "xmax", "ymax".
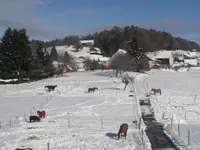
[
  {"xmin": 47, "ymin": 45, "xmax": 110, "ymax": 70},
  {"xmin": 0, "ymin": 70, "xmax": 150, "ymax": 150},
  {"xmin": 145, "ymin": 69, "xmax": 200, "ymax": 149}
]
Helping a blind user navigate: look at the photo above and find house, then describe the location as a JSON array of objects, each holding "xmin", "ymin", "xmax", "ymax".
[
  {"xmin": 148, "ymin": 50, "xmax": 174, "ymax": 68},
  {"xmin": 89, "ymin": 47, "xmax": 102, "ymax": 55},
  {"xmin": 80, "ymin": 40, "xmax": 94, "ymax": 47},
  {"xmin": 106, "ymin": 49, "xmax": 131, "ymax": 70}
]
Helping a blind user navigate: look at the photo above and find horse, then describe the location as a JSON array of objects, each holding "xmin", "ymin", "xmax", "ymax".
[
  {"xmin": 45, "ymin": 85, "xmax": 57, "ymax": 92},
  {"xmin": 29, "ymin": 115, "xmax": 40, "ymax": 122},
  {"xmin": 37, "ymin": 110, "xmax": 46, "ymax": 118},
  {"xmin": 118, "ymin": 123, "xmax": 128, "ymax": 140},
  {"xmin": 88, "ymin": 87, "xmax": 98, "ymax": 93},
  {"xmin": 150, "ymin": 88, "xmax": 161, "ymax": 95}
]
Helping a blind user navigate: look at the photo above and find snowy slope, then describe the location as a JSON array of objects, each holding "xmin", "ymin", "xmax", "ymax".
[
  {"xmin": 0, "ymin": 70, "xmax": 149, "ymax": 150},
  {"xmin": 47, "ymin": 46, "xmax": 110, "ymax": 70}
]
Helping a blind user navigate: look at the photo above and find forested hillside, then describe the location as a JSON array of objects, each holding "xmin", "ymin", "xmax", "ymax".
[
  {"xmin": 93, "ymin": 26, "xmax": 200, "ymax": 56},
  {"xmin": 31, "ymin": 25, "xmax": 200, "ymax": 57}
]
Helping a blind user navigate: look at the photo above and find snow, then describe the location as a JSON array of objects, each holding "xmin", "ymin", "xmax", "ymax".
[
  {"xmin": 143, "ymin": 69, "xmax": 200, "ymax": 149},
  {"xmin": 184, "ymin": 59, "xmax": 197, "ymax": 66},
  {"xmin": 147, "ymin": 50, "xmax": 173, "ymax": 59},
  {"xmin": 0, "ymin": 70, "xmax": 149, "ymax": 150},
  {"xmin": 46, "ymin": 45, "xmax": 110, "ymax": 70},
  {"xmin": 80, "ymin": 40, "xmax": 94, "ymax": 45}
]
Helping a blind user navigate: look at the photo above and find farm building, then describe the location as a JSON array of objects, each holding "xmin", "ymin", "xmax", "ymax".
[
  {"xmin": 147, "ymin": 51, "xmax": 174, "ymax": 68},
  {"xmin": 106, "ymin": 49, "xmax": 131, "ymax": 70},
  {"xmin": 89, "ymin": 47, "xmax": 102, "ymax": 55},
  {"xmin": 80, "ymin": 40, "xmax": 94, "ymax": 47}
]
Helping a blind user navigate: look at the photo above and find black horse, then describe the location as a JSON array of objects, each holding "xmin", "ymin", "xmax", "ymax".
[
  {"xmin": 88, "ymin": 87, "xmax": 98, "ymax": 93},
  {"xmin": 45, "ymin": 85, "xmax": 57, "ymax": 92},
  {"xmin": 29, "ymin": 115, "xmax": 40, "ymax": 122}
]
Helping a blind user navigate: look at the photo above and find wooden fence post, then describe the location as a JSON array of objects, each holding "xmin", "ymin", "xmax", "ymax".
[
  {"xmin": 188, "ymin": 129, "xmax": 190, "ymax": 146},
  {"xmin": 194, "ymin": 94, "xmax": 197, "ymax": 103},
  {"xmin": 47, "ymin": 142, "xmax": 50, "ymax": 150},
  {"xmin": 178, "ymin": 123, "xmax": 180, "ymax": 137},
  {"xmin": 185, "ymin": 111, "xmax": 187, "ymax": 120},
  {"xmin": 171, "ymin": 116, "xmax": 173, "ymax": 130},
  {"xmin": 162, "ymin": 112, "xmax": 165, "ymax": 119}
]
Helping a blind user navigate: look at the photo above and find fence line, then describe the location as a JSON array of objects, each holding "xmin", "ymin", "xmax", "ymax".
[{"xmin": 0, "ymin": 94, "xmax": 54, "ymax": 130}]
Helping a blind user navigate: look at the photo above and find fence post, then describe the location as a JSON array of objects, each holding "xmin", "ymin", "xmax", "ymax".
[
  {"xmin": 68, "ymin": 119, "xmax": 70, "ymax": 128},
  {"xmin": 185, "ymin": 111, "xmax": 187, "ymax": 120},
  {"xmin": 162, "ymin": 112, "xmax": 165, "ymax": 119},
  {"xmin": 101, "ymin": 118, "xmax": 103, "ymax": 129},
  {"xmin": 47, "ymin": 142, "xmax": 50, "ymax": 150},
  {"xmin": 188, "ymin": 129, "xmax": 190, "ymax": 146},
  {"xmin": 194, "ymin": 94, "xmax": 197, "ymax": 103},
  {"xmin": 141, "ymin": 129, "xmax": 144, "ymax": 146},
  {"xmin": 178, "ymin": 123, "xmax": 180, "ymax": 137},
  {"xmin": 170, "ymin": 116, "xmax": 173, "ymax": 130}
]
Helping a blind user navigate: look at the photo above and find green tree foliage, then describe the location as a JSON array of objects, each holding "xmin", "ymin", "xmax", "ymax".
[{"xmin": 0, "ymin": 28, "xmax": 32, "ymax": 79}]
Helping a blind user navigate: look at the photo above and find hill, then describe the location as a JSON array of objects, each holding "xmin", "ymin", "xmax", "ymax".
[
  {"xmin": 36, "ymin": 25, "xmax": 200, "ymax": 57},
  {"xmin": 93, "ymin": 26, "xmax": 200, "ymax": 56}
]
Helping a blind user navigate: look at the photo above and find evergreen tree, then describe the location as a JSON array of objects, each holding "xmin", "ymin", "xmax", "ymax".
[
  {"xmin": 50, "ymin": 45, "xmax": 58, "ymax": 61},
  {"xmin": 0, "ymin": 28, "xmax": 32, "ymax": 79},
  {"xmin": 63, "ymin": 51, "xmax": 70, "ymax": 63}
]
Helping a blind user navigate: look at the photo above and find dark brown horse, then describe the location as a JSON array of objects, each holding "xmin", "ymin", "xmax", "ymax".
[
  {"xmin": 45, "ymin": 85, "xmax": 57, "ymax": 92},
  {"xmin": 29, "ymin": 115, "xmax": 40, "ymax": 122},
  {"xmin": 150, "ymin": 88, "xmax": 161, "ymax": 95},
  {"xmin": 118, "ymin": 123, "xmax": 128, "ymax": 140},
  {"xmin": 88, "ymin": 87, "xmax": 98, "ymax": 93}
]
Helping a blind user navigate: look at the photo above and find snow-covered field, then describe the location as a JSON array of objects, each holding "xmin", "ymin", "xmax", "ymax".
[
  {"xmin": 0, "ymin": 70, "xmax": 149, "ymax": 150},
  {"xmin": 145, "ymin": 69, "xmax": 200, "ymax": 149}
]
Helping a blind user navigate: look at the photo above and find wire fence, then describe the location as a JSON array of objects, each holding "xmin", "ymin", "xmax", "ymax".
[{"xmin": 0, "ymin": 93, "xmax": 54, "ymax": 130}]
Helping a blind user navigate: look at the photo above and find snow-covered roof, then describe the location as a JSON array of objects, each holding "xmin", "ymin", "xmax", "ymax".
[
  {"xmin": 183, "ymin": 52, "xmax": 197, "ymax": 58},
  {"xmin": 146, "ymin": 50, "xmax": 173, "ymax": 60},
  {"xmin": 154, "ymin": 50, "xmax": 173, "ymax": 59},
  {"xmin": 117, "ymin": 49, "xmax": 127, "ymax": 54},
  {"xmin": 80, "ymin": 40, "xmax": 94, "ymax": 44}
]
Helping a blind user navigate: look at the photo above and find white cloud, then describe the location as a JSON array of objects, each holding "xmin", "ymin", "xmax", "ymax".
[{"xmin": 0, "ymin": 0, "xmax": 65, "ymax": 39}]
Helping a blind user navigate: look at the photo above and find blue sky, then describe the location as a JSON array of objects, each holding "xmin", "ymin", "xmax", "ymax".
[{"xmin": 0, "ymin": 0, "xmax": 200, "ymax": 43}]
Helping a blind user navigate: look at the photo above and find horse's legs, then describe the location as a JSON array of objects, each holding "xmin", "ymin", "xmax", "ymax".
[
  {"xmin": 118, "ymin": 132, "xmax": 120, "ymax": 140},
  {"xmin": 125, "ymin": 132, "xmax": 127, "ymax": 139}
]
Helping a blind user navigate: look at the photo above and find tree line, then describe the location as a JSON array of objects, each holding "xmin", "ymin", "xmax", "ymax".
[
  {"xmin": 34, "ymin": 25, "xmax": 200, "ymax": 57},
  {"xmin": 0, "ymin": 28, "xmax": 61, "ymax": 81}
]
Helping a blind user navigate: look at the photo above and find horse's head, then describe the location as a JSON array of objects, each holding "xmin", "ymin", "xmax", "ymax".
[{"xmin": 37, "ymin": 111, "xmax": 41, "ymax": 115}]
